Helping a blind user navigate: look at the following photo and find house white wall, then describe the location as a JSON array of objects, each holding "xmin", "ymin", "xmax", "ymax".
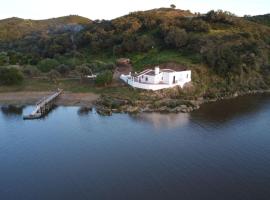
[
  {"xmin": 154, "ymin": 73, "xmax": 163, "ymax": 84},
  {"xmin": 164, "ymin": 70, "xmax": 192, "ymax": 85},
  {"xmin": 139, "ymin": 73, "xmax": 163, "ymax": 84},
  {"xmin": 139, "ymin": 75, "xmax": 154, "ymax": 84},
  {"xmin": 120, "ymin": 69, "xmax": 191, "ymax": 91},
  {"xmin": 162, "ymin": 72, "xmax": 171, "ymax": 84},
  {"xmin": 178, "ymin": 70, "xmax": 191, "ymax": 83}
]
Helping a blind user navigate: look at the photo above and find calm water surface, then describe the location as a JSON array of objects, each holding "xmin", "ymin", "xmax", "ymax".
[{"xmin": 1, "ymin": 94, "xmax": 270, "ymax": 200}]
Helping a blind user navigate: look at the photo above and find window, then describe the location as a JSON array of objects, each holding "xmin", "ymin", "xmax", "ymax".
[
  {"xmin": 145, "ymin": 77, "xmax": 148, "ymax": 81},
  {"xmin": 186, "ymin": 74, "xmax": 189, "ymax": 78}
]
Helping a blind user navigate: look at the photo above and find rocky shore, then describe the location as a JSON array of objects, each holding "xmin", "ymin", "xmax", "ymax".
[
  {"xmin": 95, "ymin": 96, "xmax": 202, "ymax": 116},
  {"xmin": 95, "ymin": 88, "xmax": 270, "ymax": 116}
]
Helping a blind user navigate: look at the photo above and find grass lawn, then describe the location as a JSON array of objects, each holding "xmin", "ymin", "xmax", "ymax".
[{"xmin": 129, "ymin": 49, "xmax": 201, "ymax": 71}]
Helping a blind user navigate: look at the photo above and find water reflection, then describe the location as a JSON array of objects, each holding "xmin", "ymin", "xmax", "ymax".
[
  {"xmin": 1, "ymin": 95, "xmax": 270, "ymax": 199},
  {"xmin": 130, "ymin": 94, "xmax": 270, "ymax": 129},
  {"xmin": 22, "ymin": 105, "xmax": 59, "ymax": 120},
  {"xmin": 1, "ymin": 105, "xmax": 24, "ymax": 117},
  {"xmin": 131, "ymin": 112, "xmax": 190, "ymax": 129},
  {"xmin": 191, "ymin": 94, "xmax": 270, "ymax": 125},
  {"xmin": 77, "ymin": 107, "xmax": 93, "ymax": 116}
]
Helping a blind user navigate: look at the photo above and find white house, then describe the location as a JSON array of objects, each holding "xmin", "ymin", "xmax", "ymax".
[{"xmin": 120, "ymin": 66, "xmax": 191, "ymax": 91}]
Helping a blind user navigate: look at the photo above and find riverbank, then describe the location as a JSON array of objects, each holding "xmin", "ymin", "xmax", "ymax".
[
  {"xmin": 0, "ymin": 87, "xmax": 270, "ymax": 115},
  {"xmin": 0, "ymin": 92, "xmax": 99, "ymax": 107},
  {"xmin": 95, "ymin": 88, "xmax": 270, "ymax": 115}
]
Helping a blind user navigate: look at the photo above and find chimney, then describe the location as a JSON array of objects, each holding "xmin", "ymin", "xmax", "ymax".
[{"xmin": 154, "ymin": 66, "xmax": 160, "ymax": 75}]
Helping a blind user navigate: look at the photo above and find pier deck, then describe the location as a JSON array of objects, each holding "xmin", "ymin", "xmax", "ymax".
[{"xmin": 23, "ymin": 89, "xmax": 63, "ymax": 120}]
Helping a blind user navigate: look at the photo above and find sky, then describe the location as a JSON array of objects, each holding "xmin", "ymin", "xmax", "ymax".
[{"xmin": 0, "ymin": 0, "xmax": 269, "ymax": 20}]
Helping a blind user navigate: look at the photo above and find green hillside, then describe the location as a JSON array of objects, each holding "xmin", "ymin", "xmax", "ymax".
[
  {"xmin": 0, "ymin": 8, "xmax": 270, "ymax": 98},
  {"xmin": 0, "ymin": 15, "xmax": 92, "ymax": 42},
  {"xmin": 245, "ymin": 14, "xmax": 270, "ymax": 27}
]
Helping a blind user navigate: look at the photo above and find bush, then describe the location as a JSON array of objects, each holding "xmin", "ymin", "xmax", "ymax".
[
  {"xmin": 47, "ymin": 69, "xmax": 60, "ymax": 83},
  {"xmin": 7, "ymin": 51, "xmax": 19, "ymax": 65},
  {"xmin": 136, "ymin": 35, "xmax": 155, "ymax": 52},
  {"xmin": 0, "ymin": 67, "xmax": 24, "ymax": 85},
  {"xmin": 75, "ymin": 64, "xmax": 93, "ymax": 82},
  {"xmin": 0, "ymin": 52, "xmax": 9, "ymax": 66},
  {"xmin": 76, "ymin": 65, "xmax": 92, "ymax": 76},
  {"xmin": 164, "ymin": 27, "xmax": 188, "ymax": 48},
  {"xmin": 37, "ymin": 58, "xmax": 60, "ymax": 72},
  {"xmin": 204, "ymin": 44, "xmax": 241, "ymax": 75},
  {"xmin": 205, "ymin": 10, "xmax": 236, "ymax": 24},
  {"xmin": 185, "ymin": 19, "xmax": 210, "ymax": 32},
  {"xmin": 95, "ymin": 70, "xmax": 113, "ymax": 86},
  {"xmin": 56, "ymin": 64, "xmax": 70, "ymax": 75},
  {"xmin": 22, "ymin": 65, "xmax": 41, "ymax": 77}
]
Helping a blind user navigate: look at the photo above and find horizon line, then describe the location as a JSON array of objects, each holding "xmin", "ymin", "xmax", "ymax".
[{"xmin": 0, "ymin": 7, "xmax": 269, "ymax": 21}]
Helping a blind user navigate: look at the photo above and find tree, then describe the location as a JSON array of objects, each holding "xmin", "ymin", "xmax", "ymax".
[
  {"xmin": 7, "ymin": 51, "xmax": 19, "ymax": 65},
  {"xmin": 37, "ymin": 58, "xmax": 60, "ymax": 73},
  {"xmin": 75, "ymin": 65, "xmax": 92, "ymax": 82},
  {"xmin": 22, "ymin": 66, "xmax": 41, "ymax": 77},
  {"xmin": 205, "ymin": 10, "xmax": 236, "ymax": 24},
  {"xmin": 0, "ymin": 68, "xmax": 24, "ymax": 85},
  {"xmin": 95, "ymin": 70, "xmax": 113, "ymax": 86},
  {"xmin": 170, "ymin": 4, "xmax": 176, "ymax": 9},
  {"xmin": 0, "ymin": 52, "xmax": 9, "ymax": 66},
  {"xmin": 136, "ymin": 35, "xmax": 155, "ymax": 52},
  {"xmin": 185, "ymin": 19, "xmax": 210, "ymax": 32},
  {"xmin": 47, "ymin": 69, "xmax": 60, "ymax": 83},
  {"xmin": 56, "ymin": 64, "xmax": 70, "ymax": 75},
  {"xmin": 204, "ymin": 44, "xmax": 241, "ymax": 75},
  {"xmin": 164, "ymin": 27, "xmax": 188, "ymax": 48}
]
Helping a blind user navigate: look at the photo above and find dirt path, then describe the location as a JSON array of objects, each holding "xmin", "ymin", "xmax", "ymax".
[{"xmin": 0, "ymin": 92, "xmax": 99, "ymax": 106}]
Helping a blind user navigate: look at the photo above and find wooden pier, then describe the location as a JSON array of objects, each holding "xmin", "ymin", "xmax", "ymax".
[{"xmin": 23, "ymin": 89, "xmax": 63, "ymax": 120}]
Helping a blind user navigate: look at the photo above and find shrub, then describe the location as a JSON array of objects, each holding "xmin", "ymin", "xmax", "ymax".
[
  {"xmin": 76, "ymin": 65, "xmax": 92, "ymax": 76},
  {"xmin": 37, "ymin": 58, "xmax": 60, "ymax": 72},
  {"xmin": 22, "ymin": 65, "xmax": 41, "ymax": 77},
  {"xmin": 75, "ymin": 64, "xmax": 93, "ymax": 82},
  {"xmin": 56, "ymin": 64, "xmax": 70, "ymax": 75},
  {"xmin": 136, "ymin": 35, "xmax": 155, "ymax": 52},
  {"xmin": 47, "ymin": 69, "xmax": 60, "ymax": 83},
  {"xmin": 204, "ymin": 44, "xmax": 241, "ymax": 75},
  {"xmin": 7, "ymin": 51, "xmax": 19, "ymax": 65},
  {"xmin": 0, "ymin": 52, "xmax": 9, "ymax": 66},
  {"xmin": 164, "ymin": 27, "xmax": 188, "ymax": 48},
  {"xmin": 185, "ymin": 19, "xmax": 210, "ymax": 32},
  {"xmin": 0, "ymin": 67, "xmax": 24, "ymax": 85},
  {"xmin": 205, "ymin": 10, "xmax": 236, "ymax": 24},
  {"xmin": 95, "ymin": 70, "xmax": 113, "ymax": 86}
]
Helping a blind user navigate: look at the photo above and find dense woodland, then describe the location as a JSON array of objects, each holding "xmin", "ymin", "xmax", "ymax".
[{"xmin": 0, "ymin": 8, "xmax": 270, "ymax": 98}]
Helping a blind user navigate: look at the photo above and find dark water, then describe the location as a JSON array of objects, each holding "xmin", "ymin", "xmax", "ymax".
[{"xmin": 1, "ymin": 94, "xmax": 270, "ymax": 200}]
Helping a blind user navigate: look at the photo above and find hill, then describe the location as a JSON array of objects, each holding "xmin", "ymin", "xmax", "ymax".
[
  {"xmin": 0, "ymin": 8, "xmax": 270, "ymax": 99},
  {"xmin": 245, "ymin": 14, "xmax": 270, "ymax": 27},
  {"xmin": 0, "ymin": 15, "xmax": 92, "ymax": 42}
]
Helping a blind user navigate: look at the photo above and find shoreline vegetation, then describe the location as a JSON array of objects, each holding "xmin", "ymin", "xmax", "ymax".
[
  {"xmin": 0, "ymin": 8, "xmax": 270, "ymax": 116},
  {"xmin": 0, "ymin": 86, "xmax": 269, "ymax": 116},
  {"xmin": 94, "ymin": 88, "xmax": 270, "ymax": 115}
]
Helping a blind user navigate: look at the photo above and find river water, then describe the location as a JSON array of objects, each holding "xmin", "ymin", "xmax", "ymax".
[{"xmin": 1, "ymin": 94, "xmax": 270, "ymax": 200}]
